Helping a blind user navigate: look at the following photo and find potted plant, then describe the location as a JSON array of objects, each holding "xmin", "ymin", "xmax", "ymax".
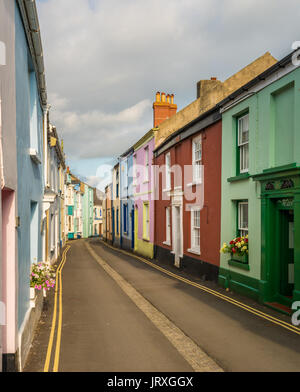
[{"xmin": 220, "ymin": 235, "xmax": 248, "ymax": 263}]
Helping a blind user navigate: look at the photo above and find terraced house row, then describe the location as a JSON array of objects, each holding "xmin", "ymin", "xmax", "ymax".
[
  {"xmin": 0, "ymin": 0, "xmax": 98, "ymax": 372},
  {"xmin": 103, "ymin": 49, "xmax": 300, "ymax": 316}
]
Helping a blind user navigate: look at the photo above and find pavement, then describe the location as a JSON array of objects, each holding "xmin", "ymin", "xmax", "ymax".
[{"xmin": 24, "ymin": 238, "xmax": 300, "ymax": 372}]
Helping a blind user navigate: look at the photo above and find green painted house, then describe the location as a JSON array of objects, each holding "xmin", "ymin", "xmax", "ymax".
[
  {"xmin": 219, "ymin": 51, "xmax": 300, "ymax": 312},
  {"xmin": 82, "ymin": 183, "xmax": 94, "ymax": 238}
]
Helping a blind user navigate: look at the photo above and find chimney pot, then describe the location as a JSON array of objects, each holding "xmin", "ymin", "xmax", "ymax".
[
  {"xmin": 166, "ymin": 94, "xmax": 170, "ymax": 103},
  {"xmin": 161, "ymin": 92, "xmax": 166, "ymax": 102},
  {"xmin": 156, "ymin": 91, "xmax": 161, "ymax": 102},
  {"xmin": 171, "ymin": 94, "xmax": 174, "ymax": 104},
  {"xmin": 211, "ymin": 77, "xmax": 217, "ymax": 81}
]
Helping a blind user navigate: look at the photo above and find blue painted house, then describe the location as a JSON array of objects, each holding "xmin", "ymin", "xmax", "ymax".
[
  {"xmin": 120, "ymin": 148, "xmax": 135, "ymax": 251},
  {"xmin": 0, "ymin": 0, "xmax": 50, "ymax": 372},
  {"xmin": 15, "ymin": 0, "xmax": 47, "ymax": 370}
]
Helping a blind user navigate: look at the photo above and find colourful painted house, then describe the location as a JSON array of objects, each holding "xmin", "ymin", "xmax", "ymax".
[
  {"xmin": 133, "ymin": 130, "xmax": 156, "ymax": 259},
  {"xmin": 112, "ymin": 163, "xmax": 121, "ymax": 247},
  {"xmin": 120, "ymin": 148, "xmax": 135, "ymax": 251},
  {"xmin": 219, "ymin": 51, "xmax": 300, "ymax": 312}
]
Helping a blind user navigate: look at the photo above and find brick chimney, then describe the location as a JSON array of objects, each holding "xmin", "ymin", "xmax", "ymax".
[{"xmin": 153, "ymin": 91, "xmax": 177, "ymax": 127}]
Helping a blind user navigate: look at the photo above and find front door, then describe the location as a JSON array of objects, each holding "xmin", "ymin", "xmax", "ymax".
[
  {"xmin": 174, "ymin": 206, "xmax": 181, "ymax": 268},
  {"xmin": 279, "ymin": 208, "xmax": 294, "ymax": 298}
]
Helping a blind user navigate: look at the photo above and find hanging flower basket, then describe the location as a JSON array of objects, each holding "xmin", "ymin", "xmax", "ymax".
[
  {"xmin": 220, "ymin": 235, "xmax": 248, "ymax": 263},
  {"xmin": 30, "ymin": 262, "xmax": 56, "ymax": 292}
]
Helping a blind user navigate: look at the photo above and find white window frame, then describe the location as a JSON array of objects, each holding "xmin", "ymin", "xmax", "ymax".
[
  {"xmin": 144, "ymin": 147, "xmax": 149, "ymax": 182},
  {"xmin": 238, "ymin": 114, "xmax": 249, "ymax": 174},
  {"xmin": 163, "ymin": 207, "xmax": 171, "ymax": 246},
  {"xmin": 238, "ymin": 201, "xmax": 248, "ymax": 237},
  {"xmin": 188, "ymin": 207, "xmax": 201, "ymax": 255},
  {"xmin": 192, "ymin": 135, "xmax": 202, "ymax": 184},
  {"xmin": 133, "ymin": 154, "xmax": 137, "ymax": 186},
  {"xmin": 165, "ymin": 152, "xmax": 171, "ymax": 191}
]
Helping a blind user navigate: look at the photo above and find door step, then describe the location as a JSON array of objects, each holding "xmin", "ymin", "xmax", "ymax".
[{"xmin": 264, "ymin": 302, "xmax": 292, "ymax": 316}]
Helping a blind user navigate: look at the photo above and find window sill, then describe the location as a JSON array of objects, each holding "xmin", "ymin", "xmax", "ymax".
[
  {"xmin": 29, "ymin": 148, "xmax": 41, "ymax": 165},
  {"xmin": 227, "ymin": 173, "xmax": 250, "ymax": 182},
  {"xmin": 143, "ymin": 237, "xmax": 150, "ymax": 242},
  {"xmin": 163, "ymin": 188, "xmax": 171, "ymax": 193},
  {"xmin": 163, "ymin": 241, "xmax": 171, "ymax": 246},
  {"xmin": 187, "ymin": 248, "xmax": 200, "ymax": 256},
  {"xmin": 228, "ymin": 259, "xmax": 250, "ymax": 271}
]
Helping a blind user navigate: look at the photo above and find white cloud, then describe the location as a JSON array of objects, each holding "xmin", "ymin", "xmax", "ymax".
[
  {"xmin": 37, "ymin": 0, "xmax": 300, "ymax": 163},
  {"xmin": 50, "ymin": 95, "xmax": 152, "ymax": 159}
]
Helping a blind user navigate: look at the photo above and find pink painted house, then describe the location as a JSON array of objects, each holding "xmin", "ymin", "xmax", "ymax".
[{"xmin": 133, "ymin": 130, "xmax": 155, "ymax": 258}]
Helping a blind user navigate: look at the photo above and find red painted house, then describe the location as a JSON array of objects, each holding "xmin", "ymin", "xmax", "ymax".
[{"xmin": 153, "ymin": 106, "xmax": 222, "ymax": 281}]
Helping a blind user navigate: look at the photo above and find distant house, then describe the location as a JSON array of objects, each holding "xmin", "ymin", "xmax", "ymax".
[
  {"xmin": 120, "ymin": 148, "xmax": 134, "ymax": 251},
  {"xmin": 93, "ymin": 188, "xmax": 103, "ymax": 237},
  {"xmin": 112, "ymin": 163, "xmax": 120, "ymax": 247}
]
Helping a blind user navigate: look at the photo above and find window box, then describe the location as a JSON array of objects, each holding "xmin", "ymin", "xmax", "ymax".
[{"xmin": 228, "ymin": 255, "xmax": 249, "ymax": 270}]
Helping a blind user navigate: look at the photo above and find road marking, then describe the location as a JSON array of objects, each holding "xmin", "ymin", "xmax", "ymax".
[
  {"xmin": 85, "ymin": 241, "xmax": 223, "ymax": 372},
  {"xmin": 99, "ymin": 240, "xmax": 300, "ymax": 336},
  {"xmin": 44, "ymin": 245, "xmax": 70, "ymax": 372}
]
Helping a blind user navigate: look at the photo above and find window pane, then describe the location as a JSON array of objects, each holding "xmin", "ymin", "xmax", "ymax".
[{"xmin": 239, "ymin": 202, "xmax": 248, "ymax": 231}]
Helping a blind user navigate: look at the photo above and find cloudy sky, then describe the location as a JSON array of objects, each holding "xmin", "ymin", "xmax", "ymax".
[{"xmin": 36, "ymin": 0, "xmax": 300, "ymax": 189}]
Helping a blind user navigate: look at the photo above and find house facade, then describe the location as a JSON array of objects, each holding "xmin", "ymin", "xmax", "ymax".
[
  {"xmin": 120, "ymin": 148, "xmax": 134, "ymax": 251},
  {"xmin": 15, "ymin": 0, "xmax": 48, "ymax": 370},
  {"xmin": 219, "ymin": 52, "xmax": 300, "ymax": 312},
  {"xmin": 0, "ymin": 0, "xmax": 18, "ymax": 372},
  {"xmin": 43, "ymin": 123, "xmax": 65, "ymax": 265},
  {"xmin": 104, "ymin": 183, "xmax": 113, "ymax": 244},
  {"xmin": 154, "ymin": 107, "xmax": 222, "ymax": 278},
  {"xmin": 112, "ymin": 163, "xmax": 121, "ymax": 247},
  {"xmin": 93, "ymin": 188, "xmax": 103, "ymax": 237},
  {"xmin": 82, "ymin": 183, "xmax": 93, "ymax": 239}
]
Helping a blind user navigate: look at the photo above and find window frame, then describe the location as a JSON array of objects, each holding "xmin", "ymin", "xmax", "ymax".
[
  {"xmin": 144, "ymin": 146, "xmax": 149, "ymax": 182},
  {"xmin": 188, "ymin": 207, "xmax": 201, "ymax": 255},
  {"xmin": 192, "ymin": 135, "xmax": 202, "ymax": 184},
  {"xmin": 237, "ymin": 200, "xmax": 248, "ymax": 237},
  {"xmin": 237, "ymin": 113, "xmax": 249, "ymax": 175},
  {"xmin": 165, "ymin": 152, "xmax": 171, "ymax": 191}
]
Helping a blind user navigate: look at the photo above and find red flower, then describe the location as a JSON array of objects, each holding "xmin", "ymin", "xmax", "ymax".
[
  {"xmin": 230, "ymin": 241, "xmax": 234, "ymax": 245},
  {"xmin": 232, "ymin": 248, "xmax": 236, "ymax": 253}
]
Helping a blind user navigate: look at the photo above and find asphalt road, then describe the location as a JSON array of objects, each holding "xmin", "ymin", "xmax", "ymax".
[{"xmin": 24, "ymin": 239, "xmax": 300, "ymax": 372}]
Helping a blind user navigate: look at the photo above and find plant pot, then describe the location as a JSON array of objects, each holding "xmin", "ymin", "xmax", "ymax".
[
  {"xmin": 231, "ymin": 253, "xmax": 248, "ymax": 264},
  {"xmin": 30, "ymin": 287, "xmax": 36, "ymax": 300}
]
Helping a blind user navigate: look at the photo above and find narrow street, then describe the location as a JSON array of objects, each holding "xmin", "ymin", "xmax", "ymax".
[{"xmin": 25, "ymin": 239, "xmax": 300, "ymax": 372}]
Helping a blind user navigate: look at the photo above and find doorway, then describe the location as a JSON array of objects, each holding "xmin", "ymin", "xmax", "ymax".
[
  {"xmin": 278, "ymin": 208, "xmax": 294, "ymax": 298},
  {"xmin": 173, "ymin": 205, "xmax": 181, "ymax": 268}
]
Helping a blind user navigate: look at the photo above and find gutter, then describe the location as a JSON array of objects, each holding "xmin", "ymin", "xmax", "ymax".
[{"xmin": 17, "ymin": 0, "xmax": 47, "ymax": 107}]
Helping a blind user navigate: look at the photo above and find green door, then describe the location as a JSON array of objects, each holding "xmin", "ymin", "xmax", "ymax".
[{"xmin": 278, "ymin": 209, "xmax": 294, "ymax": 298}]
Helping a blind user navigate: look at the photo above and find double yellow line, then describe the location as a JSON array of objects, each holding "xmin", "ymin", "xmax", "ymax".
[
  {"xmin": 101, "ymin": 241, "xmax": 300, "ymax": 336},
  {"xmin": 44, "ymin": 245, "xmax": 71, "ymax": 372}
]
